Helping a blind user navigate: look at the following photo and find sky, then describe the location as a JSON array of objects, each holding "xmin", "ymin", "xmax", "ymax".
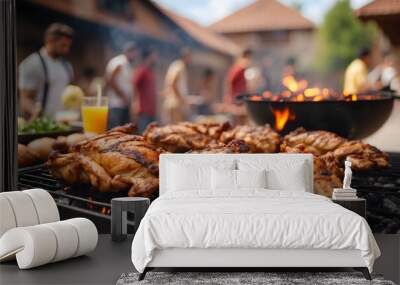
[{"xmin": 154, "ymin": 0, "xmax": 371, "ymax": 26}]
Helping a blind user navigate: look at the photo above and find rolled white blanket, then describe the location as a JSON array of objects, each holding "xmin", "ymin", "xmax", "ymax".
[
  {"xmin": 0, "ymin": 189, "xmax": 98, "ymax": 269},
  {"xmin": 0, "ymin": 189, "xmax": 60, "ymax": 238},
  {"xmin": 0, "ymin": 196, "xmax": 17, "ymax": 237},
  {"xmin": 65, "ymin": 218, "xmax": 98, "ymax": 257},
  {"xmin": 42, "ymin": 221, "xmax": 79, "ymax": 262},
  {"xmin": 0, "ymin": 226, "xmax": 57, "ymax": 267},
  {"xmin": 23, "ymin": 189, "xmax": 60, "ymax": 224},
  {"xmin": 0, "ymin": 191, "xmax": 39, "ymax": 227},
  {"xmin": 0, "ymin": 218, "xmax": 98, "ymax": 269}
]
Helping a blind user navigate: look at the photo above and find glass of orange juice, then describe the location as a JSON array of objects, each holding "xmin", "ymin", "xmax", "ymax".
[{"xmin": 81, "ymin": 96, "xmax": 108, "ymax": 134}]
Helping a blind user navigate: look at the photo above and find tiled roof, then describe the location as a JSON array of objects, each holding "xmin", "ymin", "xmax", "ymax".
[
  {"xmin": 156, "ymin": 4, "xmax": 240, "ymax": 56},
  {"xmin": 210, "ymin": 0, "xmax": 314, "ymax": 34},
  {"xmin": 356, "ymin": 0, "xmax": 400, "ymax": 17}
]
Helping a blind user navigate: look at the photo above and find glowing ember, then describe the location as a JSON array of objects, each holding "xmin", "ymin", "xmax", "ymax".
[
  {"xmin": 271, "ymin": 107, "xmax": 295, "ymax": 131},
  {"xmin": 101, "ymin": 207, "xmax": 108, "ymax": 215},
  {"xmin": 249, "ymin": 75, "xmax": 385, "ymax": 132},
  {"xmin": 87, "ymin": 196, "xmax": 94, "ymax": 210},
  {"xmin": 304, "ymin": 88, "xmax": 321, "ymax": 98},
  {"xmin": 282, "ymin": 75, "xmax": 308, "ymax": 92},
  {"xmin": 258, "ymin": 75, "xmax": 371, "ymax": 102},
  {"xmin": 86, "ymin": 196, "xmax": 111, "ymax": 215}
]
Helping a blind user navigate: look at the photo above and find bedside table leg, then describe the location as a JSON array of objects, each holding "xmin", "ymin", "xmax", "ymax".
[
  {"xmin": 138, "ymin": 267, "xmax": 149, "ymax": 281},
  {"xmin": 354, "ymin": 267, "xmax": 371, "ymax": 280}
]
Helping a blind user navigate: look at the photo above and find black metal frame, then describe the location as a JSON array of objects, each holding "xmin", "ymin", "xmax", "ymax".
[
  {"xmin": 138, "ymin": 267, "xmax": 372, "ymax": 281},
  {"xmin": 0, "ymin": 0, "xmax": 17, "ymax": 192}
]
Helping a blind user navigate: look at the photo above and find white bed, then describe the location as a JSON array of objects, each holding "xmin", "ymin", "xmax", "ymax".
[{"xmin": 131, "ymin": 154, "xmax": 380, "ymax": 280}]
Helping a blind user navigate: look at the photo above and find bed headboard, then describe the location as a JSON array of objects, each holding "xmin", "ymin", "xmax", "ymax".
[{"xmin": 159, "ymin": 153, "xmax": 313, "ymax": 195}]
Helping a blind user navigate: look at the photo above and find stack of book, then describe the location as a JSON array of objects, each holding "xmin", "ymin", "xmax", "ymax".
[{"xmin": 332, "ymin": 188, "xmax": 358, "ymax": 200}]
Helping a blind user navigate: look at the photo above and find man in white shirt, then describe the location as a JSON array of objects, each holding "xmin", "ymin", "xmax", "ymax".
[
  {"xmin": 369, "ymin": 52, "xmax": 399, "ymax": 94},
  {"xmin": 105, "ymin": 42, "xmax": 138, "ymax": 128},
  {"xmin": 19, "ymin": 23, "xmax": 74, "ymax": 119},
  {"xmin": 162, "ymin": 48, "xmax": 191, "ymax": 123}
]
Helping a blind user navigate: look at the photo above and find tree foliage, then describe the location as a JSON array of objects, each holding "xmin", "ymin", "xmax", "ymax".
[{"xmin": 316, "ymin": 0, "xmax": 377, "ymax": 73}]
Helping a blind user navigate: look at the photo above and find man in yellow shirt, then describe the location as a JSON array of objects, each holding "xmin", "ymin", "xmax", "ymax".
[{"xmin": 344, "ymin": 48, "xmax": 377, "ymax": 94}]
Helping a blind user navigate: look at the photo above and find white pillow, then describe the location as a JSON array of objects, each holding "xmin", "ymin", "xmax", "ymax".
[
  {"xmin": 168, "ymin": 163, "xmax": 211, "ymax": 191},
  {"xmin": 267, "ymin": 165, "xmax": 306, "ymax": 191},
  {"xmin": 238, "ymin": 160, "xmax": 307, "ymax": 191},
  {"xmin": 236, "ymin": 169, "xmax": 267, "ymax": 189},
  {"xmin": 167, "ymin": 160, "xmax": 236, "ymax": 192},
  {"xmin": 211, "ymin": 169, "xmax": 267, "ymax": 190},
  {"xmin": 211, "ymin": 168, "xmax": 236, "ymax": 190}
]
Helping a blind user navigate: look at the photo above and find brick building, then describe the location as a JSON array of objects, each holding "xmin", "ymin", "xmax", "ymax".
[
  {"xmin": 356, "ymin": 0, "xmax": 400, "ymax": 54},
  {"xmin": 17, "ymin": 0, "xmax": 239, "ymax": 104},
  {"xmin": 210, "ymin": 0, "xmax": 315, "ymax": 85}
]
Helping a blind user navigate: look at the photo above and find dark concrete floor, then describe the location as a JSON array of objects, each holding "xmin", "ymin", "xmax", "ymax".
[
  {"xmin": 1, "ymin": 234, "xmax": 399, "ymax": 285},
  {"xmin": 0, "ymin": 235, "xmax": 135, "ymax": 285},
  {"xmin": 373, "ymin": 234, "xmax": 400, "ymax": 284}
]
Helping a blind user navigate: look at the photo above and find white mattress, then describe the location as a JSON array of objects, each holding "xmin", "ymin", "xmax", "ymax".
[{"xmin": 131, "ymin": 190, "xmax": 380, "ymax": 273}]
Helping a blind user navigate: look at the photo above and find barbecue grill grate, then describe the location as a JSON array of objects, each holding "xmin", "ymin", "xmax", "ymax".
[
  {"xmin": 18, "ymin": 164, "xmax": 122, "ymax": 208},
  {"xmin": 18, "ymin": 164, "xmax": 134, "ymax": 233}
]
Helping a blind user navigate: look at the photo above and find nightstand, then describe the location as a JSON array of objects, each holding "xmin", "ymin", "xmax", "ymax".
[
  {"xmin": 332, "ymin": 198, "xmax": 366, "ymax": 218},
  {"xmin": 111, "ymin": 197, "xmax": 150, "ymax": 242}
]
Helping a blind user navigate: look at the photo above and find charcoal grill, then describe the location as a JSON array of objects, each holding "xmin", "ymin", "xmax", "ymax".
[
  {"xmin": 18, "ymin": 164, "xmax": 136, "ymax": 233},
  {"xmin": 238, "ymin": 91, "xmax": 397, "ymax": 139}
]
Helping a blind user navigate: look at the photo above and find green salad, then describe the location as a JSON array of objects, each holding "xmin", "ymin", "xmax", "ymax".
[{"xmin": 18, "ymin": 117, "xmax": 70, "ymax": 134}]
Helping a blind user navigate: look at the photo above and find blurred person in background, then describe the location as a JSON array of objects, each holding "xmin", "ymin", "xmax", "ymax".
[
  {"xmin": 245, "ymin": 66, "xmax": 264, "ymax": 93},
  {"xmin": 282, "ymin": 57, "xmax": 296, "ymax": 78},
  {"xmin": 105, "ymin": 42, "xmax": 137, "ymax": 128},
  {"xmin": 162, "ymin": 48, "xmax": 191, "ymax": 123},
  {"xmin": 133, "ymin": 48, "xmax": 158, "ymax": 133},
  {"xmin": 79, "ymin": 66, "xmax": 101, "ymax": 97},
  {"xmin": 197, "ymin": 68, "xmax": 215, "ymax": 115},
  {"xmin": 19, "ymin": 23, "xmax": 74, "ymax": 120},
  {"xmin": 343, "ymin": 47, "xmax": 380, "ymax": 95},
  {"xmin": 224, "ymin": 48, "xmax": 253, "ymax": 104},
  {"xmin": 261, "ymin": 56, "xmax": 273, "ymax": 92},
  {"xmin": 369, "ymin": 52, "xmax": 400, "ymax": 94}
]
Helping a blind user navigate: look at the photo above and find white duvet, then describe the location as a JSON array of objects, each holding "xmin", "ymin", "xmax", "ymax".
[{"xmin": 131, "ymin": 190, "xmax": 380, "ymax": 273}]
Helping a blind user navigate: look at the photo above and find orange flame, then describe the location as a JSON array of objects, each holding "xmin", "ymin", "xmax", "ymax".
[
  {"xmin": 304, "ymin": 88, "xmax": 320, "ymax": 98},
  {"xmin": 250, "ymin": 75, "xmax": 365, "ymax": 131},
  {"xmin": 280, "ymin": 75, "xmax": 359, "ymax": 101},
  {"xmin": 271, "ymin": 107, "xmax": 295, "ymax": 131},
  {"xmin": 282, "ymin": 76, "xmax": 308, "ymax": 92},
  {"xmin": 100, "ymin": 207, "xmax": 111, "ymax": 215}
]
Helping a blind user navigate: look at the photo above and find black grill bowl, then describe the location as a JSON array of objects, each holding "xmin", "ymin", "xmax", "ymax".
[{"xmin": 239, "ymin": 92, "xmax": 394, "ymax": 139}]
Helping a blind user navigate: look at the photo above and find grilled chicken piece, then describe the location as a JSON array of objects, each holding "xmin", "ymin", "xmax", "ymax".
[
  {"xmin": 333, "ymin": 141, "xmax": 389, "ymax": 171},
  {"xmin": 18, "ymin": 144, "xmax": 38, "ymax": 167},
  {"xmin": 282, "ymin": 143, "xmax": 342, "ymax": 197},
  {"xmin": 220, "ymin": 124, "xmax": 281, "ymax": 153},
  {"xmin": 281, "ymin": 128, "xmax": 345, "ymax": 155},
  {"xmin": 313, "ymin": 171, "xmax": 342, "ymax": 197},
  {"xmin": 47, "ymin": 124, "xmax": 162, "ymax": 197},
  {"xmin": 282, "ymin": 128, "xmax": 389, "ymax": 171},
  {"xmin": 189, "ymin": 139, "xmax": 250, "ymax": 154},
  {"xmin": 108, "ymin": 123, "xmax": 136, "ymax": 134},
  {"xmin": 143, "ymin": 121, "xmax": 231, "ymax": 153}
]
